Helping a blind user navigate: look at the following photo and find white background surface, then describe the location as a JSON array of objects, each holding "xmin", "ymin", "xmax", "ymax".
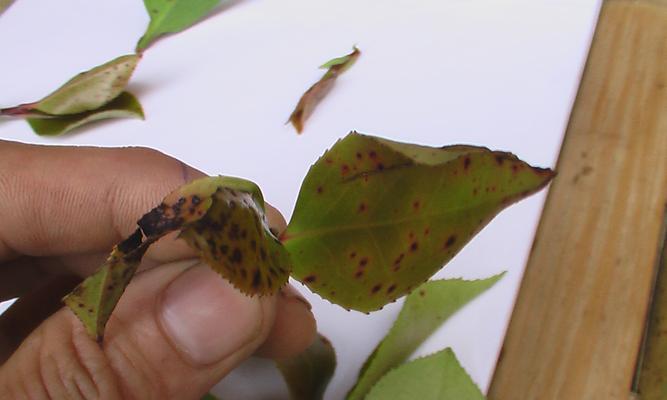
[{"xmin": 0, "ymin": 1, "xmax": 601, "ymax": 398}]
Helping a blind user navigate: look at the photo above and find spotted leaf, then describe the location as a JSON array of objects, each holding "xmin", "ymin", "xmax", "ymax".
[
  {"xmin": 64, "ymin": 176, "xmax": 290, "ymax": 341},
  {"xmin": 283, "ymin": 131, "xmax": 554, "ymax": 312},
  {"xmin": 277, "ymin": 334, "xmax": 337, "ymax": 400},
  {"xmin": 365, "ymin": 348, "xmax": 484, "ymax": 400},
  {"xmin": 347, "ymin": 274, "xmax": 503, "ymax": 400},
  {"xmin": 33, "ymin": 54, "xmax": 140, "ymax": 115},
  {"xmin": 288, "ymin": 47, "xmax": 360, "ymax": 134},
  {"xmin": 63, "ymin": 230, "xmax": 151, "ymax": 341},
  {"xmin": 27, "ymin": 92, "xmax": 144, "ymax": 136}
]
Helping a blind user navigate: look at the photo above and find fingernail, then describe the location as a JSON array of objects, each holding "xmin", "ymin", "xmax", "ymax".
[
  {"xmin": 159, "ymin": 264, "xmax": 263, "ymax": 365},
  {"xmin": 280, "ymin": 285, "xmax": 312, "ymax": 311}
]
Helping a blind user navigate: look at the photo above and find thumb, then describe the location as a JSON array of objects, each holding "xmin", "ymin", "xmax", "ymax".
[{"xmin": 0, "ymin": 260, "xmax": 278, "ymax": 400}]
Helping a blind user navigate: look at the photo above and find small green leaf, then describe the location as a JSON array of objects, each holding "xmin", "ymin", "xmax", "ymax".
[
  {"xmin": 283, "ymin": 132, "xmax": 554, "ymax": 312},
  {"xmin": 365, "ymin": 348, "xmax": 485, "ymax": 400},
  {"xmin": 34, "ymin": 54, "xmax": 140, "ymax": 115},
  {"xmin": 347, "ymin": 274, "xmax": 504, "ymax": 400},
  {"xmin": 276, "ymin": 334, "xmax": 337, "ymax": 400},
  {"xmin": 319, "ymin": 46, "xmax": 360, "ymax": 70},
  {"xmin": 288, "ymin": 47, "xmax": 360, "ymax": 134},
  {"xmin": 137, "ymin": 0, "xmax": 223, "ymax": 52},
  {"xmin": 64, "ymin": 176, "xmax": 289, "ymax": 341},
  {"xmin": 27, "ymin": 92, "xmax": 144, "ymax": 136}
]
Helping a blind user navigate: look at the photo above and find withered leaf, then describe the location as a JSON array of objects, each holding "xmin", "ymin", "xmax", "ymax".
[
  {"xmin": 64, "ymin": 176, "xmax": 290, "ymax": 341},
  {"xmin": 288, "ymin": 47, "xmax": 360, "ymax": 134}
]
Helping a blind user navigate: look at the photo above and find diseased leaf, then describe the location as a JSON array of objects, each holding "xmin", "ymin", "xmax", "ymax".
[
  {"xmin": 64, "ymin": 176, "xmax": 290, "ymax": 340},
  {"xmin": 288, "ymin": 47, "xmax": 360, "ymax": 134},
  {"xmin": 27, "ymin": 92, "xmax": 144, "ymax": 136},
  {"xmin": 63, "ymin": 230, "xmax": 152, "ymax": 341},
  {"xmin": 347, "ymin": 274, "xmax": 504, "ymax": 400},
  {"xmin": 137, "ymin": 0, "xmax": 222, "ymax": 52},
  {"xmin": 277, "ymin": 334, "xmax": 337, "ymax": 400},
  {"xmin": 365, "ymin": 349, "xmax": 485, "ymax": 400},
  {"xmin": 283, "ymin": 131, "xmax": 554, "ymax": 312},
  {"xmin": 34, "ymin": 54, "xmax": 140, "ymax": 115}
]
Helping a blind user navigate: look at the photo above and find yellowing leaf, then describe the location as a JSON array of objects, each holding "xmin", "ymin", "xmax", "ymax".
[
  {"xmin": 137, "ymin": 0, "xmax": 223, "ymax": 52},
  {"xmin": 288, "ymin": 47, "xmax": 360, "ymax": 134},
  {"xmin": 27, "ymin": 92, "xmax": 144, "ymax": 136},
  {"xmin": 277, "ymin": 334, "xmax": 337, "ymax": 400},
  {"xmin": 347, "ymin": 274, "xmax": 504, "ymax": 400},
  {"xmin": 283, "ymin": 132, "xmax": 554, "ymax": 312},
  {"xmin": 64, "ymin": 176, "xmax": 290, "ymax": 341},
  {"xmin": 365, "ymin": 349, "xmax": 485, "ymax": 400},
  {"xmin": 35, "ymin": 54, "xmax": 140, "ymax": 115}
]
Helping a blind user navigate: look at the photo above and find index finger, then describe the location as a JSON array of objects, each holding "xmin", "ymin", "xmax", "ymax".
[{"xmin": 0, "ymin": 140, "xmax": 204, "ymax": 263}]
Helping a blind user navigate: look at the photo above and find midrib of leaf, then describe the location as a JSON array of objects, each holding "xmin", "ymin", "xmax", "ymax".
[{"xmin": 147, "ymin": 3, "xmax": 178, "ymax": 35}]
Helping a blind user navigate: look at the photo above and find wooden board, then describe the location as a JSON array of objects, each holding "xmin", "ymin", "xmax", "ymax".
[{"xmin": 488, "ymin": 0, "xmax": 667, "ymax": 399}]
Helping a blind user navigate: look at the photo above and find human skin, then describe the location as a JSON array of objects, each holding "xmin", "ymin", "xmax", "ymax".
[{"xmin": 0, "ymin": 140, "xmax": 316, "ymax": 399}]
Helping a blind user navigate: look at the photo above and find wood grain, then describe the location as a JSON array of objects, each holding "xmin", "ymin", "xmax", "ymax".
[{"xmin": 488, "ymin": 1, "xmax": 667, "ymax": 399}]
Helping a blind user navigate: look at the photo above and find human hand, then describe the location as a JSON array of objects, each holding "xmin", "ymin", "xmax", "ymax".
[{"xmin": 0, "ymin": 140, "xmax": 316, "ymax": 399}]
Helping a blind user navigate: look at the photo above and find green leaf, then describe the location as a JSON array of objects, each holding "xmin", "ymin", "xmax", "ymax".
[
  {"xmin": 64, "ymin": 176, "xmax": 290, "ymax": 341},
  {"xmin": 347, "ymin": 274, "xmax": 504, "ymax": 400},
  {"xmin": 365, "ymin": 348, "xmax": 485, "ymax": 400},
  {"xmin": 34, "ymin": 54, "xmax": 140, "ymax": 115},
  {"xmin": 276, "ymin": 334, "xmax": 337, "ymax": 400},
  {"xmin": 137, "ymin": 0, "xmax": 222, "ymax": 52},
  {"xmin": 283, "ymin": 131, "xmax": 554, "ymax": 312},
  {"xmin": 288, "ymin": 47, "xmax": 360, "ymax": 134},
  {"xmin": 27, "ymin": 92, "xmax": 144, "ymax": 136},
  {"xmin": 319, "ymin": 46, "xmax": 360, "ymax": 70}
]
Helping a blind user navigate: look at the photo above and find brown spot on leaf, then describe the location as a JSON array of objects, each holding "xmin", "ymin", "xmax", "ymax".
[
  {"xmin": 419, "ymin": 290, "xmax": 426, "ymax": 297},
  {"xmin": 371, "ymin": 284, "xmax": 382, "ymax": 294},
  {"xmin": 349, "ymin": 251, "xmax": 357, "ymax": 259},
  {"xmin": 463, "ymin": 156, "xmax": 471, "ymax": 169},
  {"xmin": 387, "ymin": 284, "xmax": 397, "ymax": 294},
  {"xmin": 341, "ymin": 164, "xmax": 350, "ymax": 176},
  {"xmin": 356, "ymin": 152, "xmax": 363, "ymax": 160},
  {"xmin": 394, "ymin": 253, "xmax": 404, "ymax": 265},
  {"xmin": 368, "ymin": 150, "xmax": 377, "ymax": 159},
  {"xmin": 413, "ymin": 201, "xmax": 420, "ymax": 210},
  {"xmin": 358, "ymin": 202, "xmax": 367, "ymax": 213},
  {"xmin": 410, "ymin": 242, "xmax": 418, "ymax": 252},
  {"xmin": 359, "ymin": 257, "xmax": 369, "ymax": 267},
  {"xmin": 495, "ymin": 155, "xmax": 504, "ymax": 165},
  {"xmin": 424, "ymin": 228, "xmax": 430, "ymax": 236},
  {"xmin": 252, "ymin": 269, "xmax": 262, "ymax": 288},
  {"xmin": 355, "ymin": 270, "xmax": 364, "ymax": 279},
  {"xmin": 304, "ymin": 275, "xmax": 317, "ymax": 283},
  {"xmin": 231, "ymin": 248, "xmax": 242, "ymax": 264},
  {"xmin": 316, "ymin": 186, "xmax": 324, "ymax": 194},
  {"xmin": 377, "ymin": 163, "xmax": 385, "ymax": 171},
  {"xmin": 444, "ymin": 235, "xmax": 456, "ymax": 248}
]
